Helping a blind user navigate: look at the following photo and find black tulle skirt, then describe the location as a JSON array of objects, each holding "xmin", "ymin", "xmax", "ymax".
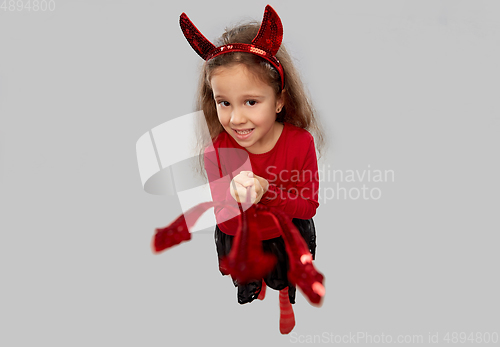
[{"xmin": 214, "ymin": 218, "xmax": 317, "ymax": 305}]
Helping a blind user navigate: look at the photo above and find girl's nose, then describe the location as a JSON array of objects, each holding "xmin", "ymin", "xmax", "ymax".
[{"xmin": 230, "ymin": 107, "xmax": 246, "ymax": 125}]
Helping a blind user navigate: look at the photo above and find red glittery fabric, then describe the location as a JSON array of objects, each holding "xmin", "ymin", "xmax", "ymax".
[
  {"xmin": 152, "ymin": 200, "xmax": 325, "ymax": 306},
  {"xmin": 179, "ymin": 5, "xmax": 285, "ymax": 89}
]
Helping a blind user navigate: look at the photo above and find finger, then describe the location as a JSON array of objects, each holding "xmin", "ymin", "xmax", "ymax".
[
  {"xmin": 235, "ymin": 185, "xmax": 250, "ymax": 201},
  {"xmin": 233, "ymin": 173, "xmax": 249, "ymax": 184},
  {"xmin": 253, "ymin": 181, "xmax": 262, "ymax": 195},
  {"xmin": 230, "ymin": 179, "xmax": 244, "ymax": 192},
  {"xmin": 243, "ymin": 178, "xmax": 255, "ymax": 187},
  {"xmin": 238, "ymin": 185, "xmax": 254, "ymax": 196},
  {"xmin": 251, "ymin": 190, "xmax": 258, "ymax": 204},
  {"xmin": 235, "ymin": 187, "xmax": 249, "ymax": 203},
  {"xmin": 235, "ymin": 176, "xmax": 255, "ymax": 188},
  {"xmin": 235, "ymin": 172, "xmax": 250, "ymax": 180},
  {"xmin": 239, "ymin": 171, "xmax": 255, "ymax": 179}
]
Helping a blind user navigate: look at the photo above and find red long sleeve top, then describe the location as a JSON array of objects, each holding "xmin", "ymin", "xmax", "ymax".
[{"xmin": 204, "ymin": 122, "xmax": 319, "ymax": 240}]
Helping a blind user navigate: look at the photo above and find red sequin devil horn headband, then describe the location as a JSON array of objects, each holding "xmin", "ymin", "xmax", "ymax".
[{"xmin": 180, "ymin": 4, "xmax": 285, "ymax": 90}]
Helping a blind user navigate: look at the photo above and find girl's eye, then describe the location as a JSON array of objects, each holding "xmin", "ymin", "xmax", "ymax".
[
  {"xmin": 218, "ymin": 101, "xmax": 230, "ymax": 107},
  {"xmin": 246, "ymin": 100, "xmax": 257, "ymax": 106}
]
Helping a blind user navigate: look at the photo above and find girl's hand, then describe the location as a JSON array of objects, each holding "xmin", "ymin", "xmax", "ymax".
[{"xmin": 230, "ymin": 171, "xmax": 269, "ymax": 204}]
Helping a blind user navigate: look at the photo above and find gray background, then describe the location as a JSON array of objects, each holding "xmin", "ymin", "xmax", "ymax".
[{"xmin": 1, "ymin": 0, "xmax": 499, "ymax": 346}]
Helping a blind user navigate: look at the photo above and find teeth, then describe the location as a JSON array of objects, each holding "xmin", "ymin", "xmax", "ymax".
[{"xmin": 235, "ymin": 129, "xmax": 253, "ymax": 135}]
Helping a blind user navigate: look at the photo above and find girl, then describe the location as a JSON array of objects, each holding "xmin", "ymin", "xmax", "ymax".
[{"xmin": 180, "ymin": 5, "xmax": 325, "ymax": 334}]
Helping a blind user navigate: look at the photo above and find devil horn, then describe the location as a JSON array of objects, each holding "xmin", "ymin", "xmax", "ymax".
[
  {"xmin": 180, "ymin": 12, "xmax": 217, "ymax": 60},
  {"xmin": 252, "ymin": 5, "xmax": 283, "ymax": 56}
]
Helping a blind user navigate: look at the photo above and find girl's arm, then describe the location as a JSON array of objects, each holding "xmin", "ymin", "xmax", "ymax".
[{"xmin": 259, "ymin": 138, "xmax": 319, "ymax": 219}]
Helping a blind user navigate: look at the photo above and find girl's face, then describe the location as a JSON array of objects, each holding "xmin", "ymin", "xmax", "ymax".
[{"xmin": 210, "ymin": 64, "xmax": 284, "ymax": 154}]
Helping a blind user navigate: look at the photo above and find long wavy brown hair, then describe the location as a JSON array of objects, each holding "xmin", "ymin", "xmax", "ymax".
[{"xmin": 194, "ymin": 20, "xmax": 326, "ymax": 180}]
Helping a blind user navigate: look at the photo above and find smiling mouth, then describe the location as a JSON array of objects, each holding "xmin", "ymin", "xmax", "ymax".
[{"xmin": 233, "ymin": 128, "xmax": 254, "ymax": 135}]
